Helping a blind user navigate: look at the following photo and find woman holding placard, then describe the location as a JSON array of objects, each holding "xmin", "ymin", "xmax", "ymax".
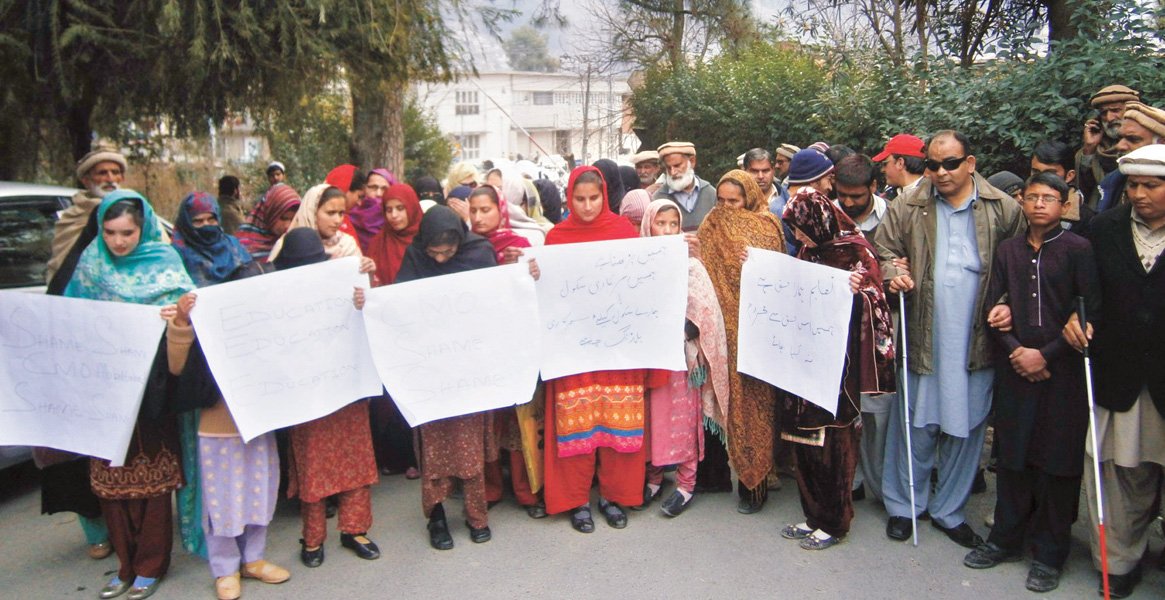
[
  {"xmin": 776, "ymin": 187, "xmax": 894, "ymax": 551},
  {"xmin": 65, "ymin": 190, "xmax": 195, "ymax": 600},
  {"xmin": 637, "ymin": 199, "xmax": 730, "ymax": 518},
  {"xmin": 540, "ymin": 166, "xmax": 654, "ymax": 533}
]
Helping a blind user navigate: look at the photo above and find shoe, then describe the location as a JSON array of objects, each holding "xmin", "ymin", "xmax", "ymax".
[
  {"xmin": 215, "ymin": 574, "xmax": 241, "ymax": 600},
  {"xmin": 466, "ymin": 521, "xmax": 491, "ymax": 543},
  {"xmin": 524, "ymin": 502, "xmax": 547, "ymax": 519},
  {"xmin": 340, "ymin": 533, "xmax": 380, "ymax": 559},
  {"xmin": 931, "ymin": 521, "xmax": 983, "ymax": 549},
  {"xmin": 971, "ymin": 469, "xmax": 987, "ymax": 494},
  {"xmin": 242, "ymin": 559, "xmax": 290, "ymax": 584},
  {"xmin": 886, "ymin": 516, "xmax": 913, "ymax": 541},
  {"xmin": 799, "ymin": 531, "xmax": 843, "ymax": 551},
  {"xmin": 851, "ymin": 485, "xmax": 866, "ymax": 502},
  {"xmin": 98, "ymin": 577, "xmax": 132, "ymax": 599},
  {"xmin": 598, "ymin": 498, "xmax": 628, "ymax": 529},
  {"xmin": 325, "ymin": 500, "xmax": 337, "ymax": 519},
  {"xmin": 962, "ymin": 542, "xmax": 1021, "ymax": 569},
  {"xmin": 1103, "ymin": 565, "xmax": 1142, "ymax": 599},
  {"xmin": 427, "ymin": 519, "xmax": 454, "ymax": 550},
  {"xmin": 570, "ymin": 506, "xmax": 594, "ymax": 533},
  {"xmin": 736, "ymin": 496, "xmax": 764, "ymax": 515},
  {"xmin": 630, "ymin": 484, "xmax": 662, "ymax": 511},
  {"xmin": 766, "ymin": 472, "xmax": 783, "ymax": 491},
  {"xmin": 126, "ymin": 577, "xmax": 161, "ymax": 600},
  {"xmin": 1025, "ymin": 562, "xmax": 1060, "ymax": 593},
  {"xmin": 660, "ymin": 490, "xmax": 692, "ymax": 517},
  {"xmin": 88, "ymin": 540, "xmax": 113, "ymax": 560},
  {"xmin": 405, "ymin": 467, "xmax": 420, "ymax": 480},
  {"xmin": 781, "ymin": 523, "xmax": 814, "ymax": 540},
  {"xmin": 299, "ymin": 539, "xmax": 324, "ymax": 568}
]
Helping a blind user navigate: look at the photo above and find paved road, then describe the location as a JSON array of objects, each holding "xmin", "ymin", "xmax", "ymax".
[{"xmin": 1, "ymin": 463, "xmax": 1162, "ymax": 599}]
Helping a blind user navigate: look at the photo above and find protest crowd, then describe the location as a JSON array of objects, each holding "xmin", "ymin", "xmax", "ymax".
[{"xmin": 17, "ymin": 83, "xmax": 1165, "ymax": 600}]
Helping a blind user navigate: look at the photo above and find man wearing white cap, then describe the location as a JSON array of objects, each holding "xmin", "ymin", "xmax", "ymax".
[
  {"xmin": 1066, "ymin": 144, "xmax": 1165, "ymax": 599},
  {"xmin": 630, "ymin": 150, "xmax": 662, "ymax": 193},
  {"xmin": 1097, "ymin": 101, "xmax": 1165, "ymax": 212},
  {"xmin": 652, "ymin": 141, "xmax": 716, "ymax": 230},
  {"xmin": 45, "ymin": 145, "xmax": 128, "ymax": 282},
  {"xmin": 774, "ymin": 143, "xmax": 799, "ymax": 185}
]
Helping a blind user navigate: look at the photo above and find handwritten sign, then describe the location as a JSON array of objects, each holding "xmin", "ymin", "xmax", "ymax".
[
  {"xmin": 0, "ymin": 292, "xmax": 165, "ymax": 466},
  {"xmin": 190, "ymin": 257, "xmax": 383, "ymax": 441},
  {"xmin": 531, "ymin": 235, "xmax": 687, "ymax": 379},
  {"xmin": 361, "ymin": 264, "xmax": 541, "ymax": 427},
  {"xmin": 737, "ymin": 248, "xmax": 854, "ymax": 415}
]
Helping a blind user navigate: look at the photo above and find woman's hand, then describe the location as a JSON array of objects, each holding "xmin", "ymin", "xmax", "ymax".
[
  {"xmin": 738, "ymin": 247, "xmax": 750, "ymax": 264},
  {"xmin": 849, "ymin": 272, "xmax": 861, "ymax": 294},
  {"xmin": 161, "ymin": 292, "xmax": 198, "ymax": 325},
  {"xmin": 684, "ymin": 233, "xmax": 701, "ymax": 260},
  {"xmin": 501, "ymin": 247, "xmax": 524, "ymax": 265},
  {"xmin": 528, "ymin": 258, "xmax": 541, "ymax": 281},
  {"xmin": 353, "ymin": 287, "xmax": 366, "ymax": 310},
  {"xmin": 448, "ymin": 198, "xmax": 470, "ymax": 221},
  {"xmin": 359, "ymin": 256, "xmax": 376, "ymax": 274}
]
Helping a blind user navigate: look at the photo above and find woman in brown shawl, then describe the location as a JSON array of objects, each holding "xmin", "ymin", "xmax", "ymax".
[
  {"xmin": 696, "ymin": 170, "xmax": 786, "ymax": 514},
  {"xmin": 777, "ymin": 187, "xmax": 894, "ymax": 550}
]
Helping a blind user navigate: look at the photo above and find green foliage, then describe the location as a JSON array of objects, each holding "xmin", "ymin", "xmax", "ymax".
[
  {"xmin": 254, "ymin": 87, "xmax": 352, "ymax": 193},
  {"xmin": 402, "ymin": 96, "xmax": 452, "ymax": 182},
  {"xmin": 504, "ymin": 25, "xmax": 559, "ymax": 73}
]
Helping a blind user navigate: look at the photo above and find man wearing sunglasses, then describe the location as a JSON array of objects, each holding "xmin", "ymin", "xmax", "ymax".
[{"xmin": 873, "ymin": 130, "xmax": 1025, "ymax": 550}]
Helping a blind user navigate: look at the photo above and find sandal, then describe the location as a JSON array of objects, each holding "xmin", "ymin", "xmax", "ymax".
[
  {"xmin": 598, "ymin": 498, "xmax": 628, "ymax": 529},
  {"xmin": 799, "ymin": 530, "xmax": 843, "ymax": 550},
  {"xmin": 781, "ymin": 523, "xmax": 813, "ymax": 540},
  {"xmin": 570, "ymin": 505, "xmax": 594, "ymax": 533}
]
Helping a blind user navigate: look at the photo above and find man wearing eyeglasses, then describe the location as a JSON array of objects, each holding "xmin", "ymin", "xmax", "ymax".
[{"xmin": 874, "ymin": 130, "xmax": 1025, "ymax": 550}]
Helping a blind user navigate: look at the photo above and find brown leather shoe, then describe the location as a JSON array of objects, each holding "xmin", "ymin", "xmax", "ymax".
[
  {"xmin": 88, "ymin": 541, "xmax": 113, "ymax": 560},
  {"xmin": 242, "ymin": 560, "xmax": 290, "ymax": 584},
  {"xmin": 215, "ymin": 574, "xmax": 241, "ymax": 600}
]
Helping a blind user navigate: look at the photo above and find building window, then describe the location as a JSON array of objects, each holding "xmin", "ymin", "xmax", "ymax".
[
  {"xmin": 455, "ymin": 91, "xmax": 479, "ymax": 115},
  {"xmin": 459, "ymin": 134, "xmax": 480, "ymax": 159},
  {"xmin": 532, "ymin": 91, "xmax": 554, "ymax": 106}
]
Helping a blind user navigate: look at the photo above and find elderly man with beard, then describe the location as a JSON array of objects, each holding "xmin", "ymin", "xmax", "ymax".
[
  {"xmin": 631, "ymin": 150, "xmax": 663, "ymax": 193},
  {"xmin": 1078, "ymin": 85, "xmax": 1141, "ymax": 208},
  {"xmin": 1097, "ymin": 101, "xmax": 1165, "ymax": 212},
  {"xmin": 45, "ymin": 146, "xmax": 129, "ymax": 283},
  {"xmin": 652, "ymin": 141, "xmax": 717, "ymax": 230}
]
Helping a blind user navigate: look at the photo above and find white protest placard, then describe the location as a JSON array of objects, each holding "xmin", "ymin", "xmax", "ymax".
[
  {"xmin": 532, "ymin": 235, "xmax": 688, "ymax": 379},
  {"xmin": 361, "ymin": 264, "xmax": 541, "ymax": 427},
  {"xmin": 737, "ymin": 248, "xmax": 854, "ymax": 415},
  {"xmin": 0, "ymin": 292, "xmax": 165, "ymax": 466},
  {"xmin": 190, "ymin": 257, "xmax": 383, "ymax": 441}
]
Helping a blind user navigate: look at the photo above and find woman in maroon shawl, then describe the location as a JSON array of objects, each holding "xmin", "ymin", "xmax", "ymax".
[
  {"xmin": 542, "ymin": 165, "xmax": 656, "ymax": 533},
  {"xmin": 467, "ymin": 185, "xmax": 531, "ymax": 263},
  {"xmin": 777, "ymin": 187, "xmax": 895, "ymax": 550},
  {"xmin": 235, "ymin": 184, "xmax": 300, "ymax": 262},
  {"xmin": 363, "ymin": 183, "xmax": 424, "ymax": 479}
]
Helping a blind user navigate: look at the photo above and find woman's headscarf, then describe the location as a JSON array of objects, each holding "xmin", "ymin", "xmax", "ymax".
[
  {"xmin": 172, "ymin": 192, "xmax": 252, "ymax": 286},
  {"xmin": 395, "ymin": 205, "xmax": 497, "ymax": 282},
  {"xmin": 349, "ymin": 170, "xmax": 395, "ymax": 250},
  {"xmin": 782, "ymin": 187, "xmax": 894, "ymax": 396},
  {"xmin": 236, "ymin": 183, "xmax": 300, "ymax": 261},
  {"xmin": 65, "ymin": 191, "xmax": 195, "ymax": 305},
  {"xmin": 545, "ymin": 166, "xmax": 638, "ymax": 245},
  {"xmin": 695, "ymin": 169, "xmax": 786, "ymax": 492},
  {"xmin": 620, "ymin": 189, "xmax": 651, "ymax": 227},
  {"xmin": 365, "ymin": 183, "xmax": 423, "ymax": 286},
  {"xmin": 445, "ymin": 162, "xmax": 480, "ymax": 196},
  {"xmin": 268, "ymin": 183, "xmax": 361, "ymax": 262},
  {"xmin": 592, "ymin": 159, "xmax": 626, "ymax": 214},
  {"xmin": 325, "ymin": 164, "xmax": 359, "ymax": 192},
  {"xmin": 412, "ymin": 176, "xmax": 445, "ymax": 205},
  {"xmin": 533, "ymin": 179, "xmax": 562, "ymax": 223},
  {"xmin": 273, "ymin": 228, "xmax": 329, "ymax": 271},
  {"xmin": 472, "ymin": 185, "xmax": 531, "ymax": 262},
  {"xmin": 619, "ymin": 165, "xmax": 640, "ymax": 197}
]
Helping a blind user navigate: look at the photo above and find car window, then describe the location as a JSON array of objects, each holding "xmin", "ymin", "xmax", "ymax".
[{"xmin": 0, "ymin": 197, "xmax": 62, "ymax": 289}]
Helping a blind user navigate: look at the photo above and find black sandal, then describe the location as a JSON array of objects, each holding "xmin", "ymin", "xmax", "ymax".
[
  {"xmin": 598, "ymin": 498, "xmax": 628, "ymax": 529},
  {"xmin": 570, "ymin": 505, "xmax": 594, "ymax": 533}
]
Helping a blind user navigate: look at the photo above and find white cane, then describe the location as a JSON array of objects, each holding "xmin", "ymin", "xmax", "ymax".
[
  {"xmin": 1078, "ymin": 297, "xmax": 1110, "ymax": 599},
  {"xmin": 898, "ymin": 289, "xmax": 919, "ymax": 547}
]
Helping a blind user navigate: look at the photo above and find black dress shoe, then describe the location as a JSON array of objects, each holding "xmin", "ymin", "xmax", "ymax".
[
  {"xmin": 299, "ymin": 539, "xmax": 324, "ymax": 568},
  {"xmin": 524, "ymin": 503, "xmax": 547, "ymax": 519},
  {"xmin": 660, "ymin": 490, "xmax": 692, "ymax": 517},
  {"xmin": 570, "ymin": 506, "xmax": 594, "ymax": 534},
  {"xmin": 963, "ymin": 542, "xmax": 1021, "ymax": 569},
  {"xmin": 931, "ymin": 520, "xmax": 983, "ymax": 549},
  {"xmin": 629, "ymin": 484, "xmax": 662, "ymax": 511},
  {"xmin": 1103, "ymin": 565, "xmax": 1142, "ymax": 599},
  {"xmin": 466, "ymin": 521, "xmax": 492, "ymax": 543},
  {"xmin": 598, "ymin": 498, "xmax": 628, "ymax": 529},
  {"xmin": 1025, "ymin": 562, "xmax": 1060, "ymax": 593},
  {"xmin": 736, "ymin": 495, "xmax": 764, "ymax": 515},
  {"xmin": 325, "ymin": 497, "xmax": 338, "ymax": 519},
  {"xmin": 886, "ymin": 516, "xmax": 912, "ymax": 541},
  {"xmin": 339, "ymin": 533, "xmax": 381, "ymax": 560},
  {"xmin": 851, "ymin": 485, "xmax": 866, "ymax": 502},
  {"xmin": 427, "ymin": 519, "xmax": 454, "ymax": 550}
]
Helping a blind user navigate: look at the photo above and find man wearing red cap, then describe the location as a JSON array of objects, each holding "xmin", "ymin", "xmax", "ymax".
[{"xmin": 872, "ymin": 134, "xmax": 927, "ymax": 201}]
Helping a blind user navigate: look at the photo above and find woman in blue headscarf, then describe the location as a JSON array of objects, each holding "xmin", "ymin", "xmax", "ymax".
[
  {"xmin": 66, "ymin": 190, "xmax": 194, "ymax": 600},
  {"xmin": 172, "ymin": 192, "xmax": 252, "ymax": 286}
]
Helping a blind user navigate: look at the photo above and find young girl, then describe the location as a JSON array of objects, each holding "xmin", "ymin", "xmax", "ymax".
[
  {"xmin": 268, "ymin": 184, "xmax": 370, "ymax": 267},
  {"xmin": 65, "ymin": 191, "xmax": 195, "ymax": 600},
  {"xmin": 541, "ymin": 166, "xmax": 652, "ymax": 533},
  {"xmin": 638, "ymin": 199, "xmax": 729, "ymax": 517},
  {"xmin": 235, "ymin": 184, "xmax": 300, "ymax": 263}
]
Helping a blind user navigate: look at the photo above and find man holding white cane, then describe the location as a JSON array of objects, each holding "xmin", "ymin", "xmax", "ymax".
[
  {"xmin": 873, "ymin": 130, "xmax": 1025, "ymax": 548},
  {"xmin": 1065, "ymin": 144, "xmax": 1165, "ymax": 599}
]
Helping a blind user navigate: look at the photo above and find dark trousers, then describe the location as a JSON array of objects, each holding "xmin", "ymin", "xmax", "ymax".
[
  {"xmin": 370, "ymin": 395, "xmax": 417, "ymax": 473},
  {"xmin": 988, "ymin": 465, "xmax": 1081, "ymax": 569},
  {"xmin": 101, "ymin": 496, "xmax": 173, "ymax": 581},
  {"xmin": 793, "ymin": 425, "xmax": 860, "ymax": 537},
  {"xmin": 696, "ymin": 427, "xmax": 733, "ymax": 492}
]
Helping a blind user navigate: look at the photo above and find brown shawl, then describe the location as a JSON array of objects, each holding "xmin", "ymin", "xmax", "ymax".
[{"xmin": 696, "ymin": 170, "xmax": 786, "ymax": 491}]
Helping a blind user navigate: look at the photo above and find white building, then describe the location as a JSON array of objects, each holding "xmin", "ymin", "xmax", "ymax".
[{"xmin": 415, "ymin": 71, "xmax": 637, "ymax": 164}]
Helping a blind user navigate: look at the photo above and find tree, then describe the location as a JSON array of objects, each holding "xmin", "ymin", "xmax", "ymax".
[
  {"xmin": 592, "ymin": 0, "xmax": 759, "ymax": 70},
  {"xmin": 504, "ymin": 25, "xmax": 559, "ymax": 72}
]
